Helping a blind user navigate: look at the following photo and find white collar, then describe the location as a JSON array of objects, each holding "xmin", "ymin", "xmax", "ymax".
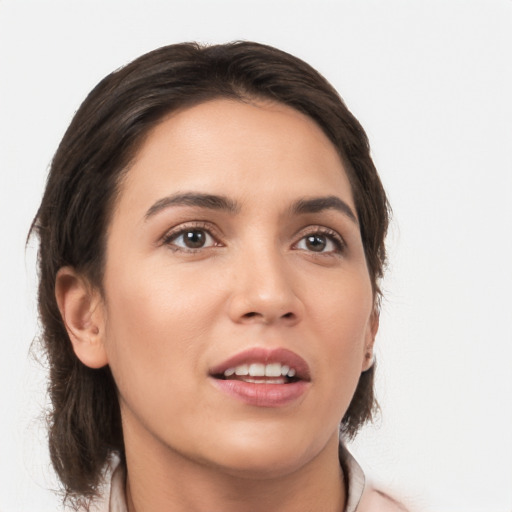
[{"xmin": 340, "ymin": 444, "xmax": 366, "ymax": 512}]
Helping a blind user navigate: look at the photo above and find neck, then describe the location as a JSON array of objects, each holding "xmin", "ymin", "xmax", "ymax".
[{"xmin": 123, "ymin": 427, "xmax": 346, "ymax": 512}]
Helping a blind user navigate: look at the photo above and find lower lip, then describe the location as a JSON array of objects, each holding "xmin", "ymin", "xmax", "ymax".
[{"xmin": 211, "ymin": 378, "xmax": 309, "ymax": 407}]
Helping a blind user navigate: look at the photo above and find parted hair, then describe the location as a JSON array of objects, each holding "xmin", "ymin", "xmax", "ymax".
[{"xmin": 30, "ymin": 41, "xmax": 390, "ymax": 504}]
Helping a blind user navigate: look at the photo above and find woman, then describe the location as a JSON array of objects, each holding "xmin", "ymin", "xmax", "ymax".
[{"xmin": 31, "ymin": 41, "xmax": 403, "ymax": 511}]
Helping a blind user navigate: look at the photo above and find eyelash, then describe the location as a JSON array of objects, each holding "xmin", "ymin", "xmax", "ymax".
[
  {"xmin": 161, "ymin": 223, "xmax": 346, "ymax": 255},
  {"xmin": 161, "ymin": 222, "xmax": 221, "ymax": 252},
  {"xmin": 293, "ymin": 226, "xmax": 346, "ymax": 255}
]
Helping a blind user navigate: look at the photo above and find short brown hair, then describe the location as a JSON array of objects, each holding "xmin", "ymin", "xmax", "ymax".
[{"xmin": 30, "ymin": 41, "xmax": 390, "ymax": 503}]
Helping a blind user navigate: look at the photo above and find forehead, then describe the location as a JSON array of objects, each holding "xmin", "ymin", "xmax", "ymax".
[{"xmin": 115, "ymin": 98, "xmax": 354, "ymax": 216}]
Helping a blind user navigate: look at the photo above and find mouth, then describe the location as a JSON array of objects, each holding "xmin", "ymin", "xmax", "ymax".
[
  {"xmin": 215, "ymin": 362, "xmax": 300, "ymax": 384},
  {"xmin": 209, "ymin": 348, "xmax": 310, "ymax": 407},
  {"xmin": 209, "ymin": 347, "xmax": 310, "ymax": 384}
]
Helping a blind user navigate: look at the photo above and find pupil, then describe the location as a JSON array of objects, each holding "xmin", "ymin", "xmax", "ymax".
[
  {"xmin": 184, "ymin": 230, "xmax": 205, "ymax": 248},
  {"xmin": 306, "ymin": 235, "xmax": 326, "ymax": 252}
]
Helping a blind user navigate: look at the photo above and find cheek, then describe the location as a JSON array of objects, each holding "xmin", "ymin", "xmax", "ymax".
[
  {"xmin": 101, "ymin": 263, "xmax": 221, "ymax": 407},
  {"xmin": 304, "ymin": 269, "xmax": 373, "ymax": 401},
  {"xmin": 105, "ymin": 257, "xmax": 219, "ymax": 339},
  {"xmin": 306, "ymin": 266, "xmax": 373, "ymax": 343}
]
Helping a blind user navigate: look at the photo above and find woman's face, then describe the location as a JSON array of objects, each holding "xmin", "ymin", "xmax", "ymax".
[{"xmin": 99, "ymin": 99, "xmax": 377, "ymax": 476}]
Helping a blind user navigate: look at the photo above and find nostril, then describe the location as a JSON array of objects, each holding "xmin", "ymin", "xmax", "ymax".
[{"xmin": 238, "ymin": 310, "xmax": 297, "ymax": 323}]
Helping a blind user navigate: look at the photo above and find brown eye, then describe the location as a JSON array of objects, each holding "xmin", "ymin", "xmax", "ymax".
[
  {"xmin": 305, "ymin": 234, "xmax": 327, "ymax": 252},
  {"xmin": 182, "ymin": 230, "xmax": 207, "ymax": 248},
  {"xmin": 166, "ymin": 229, "xmax": 216, "ymax": 250},
  {"xmin": 295, "ymin": 230, "xmax": 343, "ymax": 254}
]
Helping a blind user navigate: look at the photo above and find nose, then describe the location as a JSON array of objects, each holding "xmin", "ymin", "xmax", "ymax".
[{"xmin": 227, "ymin": 248, "xmax": 303, "ymax": 326}]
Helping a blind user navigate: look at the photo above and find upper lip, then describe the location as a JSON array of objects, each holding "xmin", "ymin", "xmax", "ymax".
[{"xmin": 209, "ymin": 347, "xmax": 311, "ymax": 381}]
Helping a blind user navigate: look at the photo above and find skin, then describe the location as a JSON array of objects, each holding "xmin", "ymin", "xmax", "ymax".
[{"xmin": 56, "ymin": 99, "xmax": 378, "ymax": 512}]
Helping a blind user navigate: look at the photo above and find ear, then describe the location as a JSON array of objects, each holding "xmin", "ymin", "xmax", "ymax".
[
  {"xmin": 55, "ymin": 266, "xmax": 108, "ymax": 369},
  {"xmin": 361, "ymin": 308, "xmax": 379, "ymax": 372}
]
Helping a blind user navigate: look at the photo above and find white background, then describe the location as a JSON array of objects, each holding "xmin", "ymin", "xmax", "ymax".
[{"xmin": 1, "ymin": 1, "xmax": 511, "ymax": 511}]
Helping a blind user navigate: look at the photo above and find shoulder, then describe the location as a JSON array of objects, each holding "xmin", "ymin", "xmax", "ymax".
[{"xmin": 358, "ymin": 488, "xmax": 410, "ymax": 512}]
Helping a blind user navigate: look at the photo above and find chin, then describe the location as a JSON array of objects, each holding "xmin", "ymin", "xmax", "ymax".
[
  {"xmin": 214, "ymin": 450, "xmax": 311, "ymax": 480},
  {"xmin": 197, "ymin": 423, "xmax": 334, "ymax": 479}
]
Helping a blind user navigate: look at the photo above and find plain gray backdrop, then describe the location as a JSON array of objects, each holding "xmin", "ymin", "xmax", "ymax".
[{"xmin": 1, "ymin": 1, "xmax": 511, "ymax": 510}]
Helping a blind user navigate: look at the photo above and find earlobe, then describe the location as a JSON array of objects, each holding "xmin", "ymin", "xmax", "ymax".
[
  {"xmin": 55, "ymin": 266, "xmax": 108, "ymax": 369},
  {"xmin": 362, "ymin": 309, "xmax": 379, "ymax": 372}
]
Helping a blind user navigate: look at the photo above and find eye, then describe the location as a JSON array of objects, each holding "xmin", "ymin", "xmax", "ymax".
[
  {"xmin": 294, "ymin": 229, "xmax": 344, "ymax": 254},
  {"xmin": 163, "ymin": 227, "xmax": 218, "ymax": 251}
]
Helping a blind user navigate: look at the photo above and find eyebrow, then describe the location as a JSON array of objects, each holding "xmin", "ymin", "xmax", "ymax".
[
  {"xmin": 145, "ymin": 192, "xmax": 240, "ymax": 219},
  {"xmin": 291, "ymin": 196, "xmax": 358, "ymax": 224},
  {"xmin": 145, "ymin": 192, "xmax": 357, "ymax": 224}
]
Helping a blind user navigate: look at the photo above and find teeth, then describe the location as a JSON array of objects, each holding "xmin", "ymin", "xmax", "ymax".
[
  {"xmin": 224, "ymin": 363, "xmax": 297, "ymax": 379},
  {"xmin": 235, "ymin": 364, "xmax": 249, "ymax": 376},
  {"xmin": 248, "ymin": 363, "xmax": 265, "ymax": 376},
  {"xmin": 265, "ymin": 363, "xmax": 281, "ymax": 377},
  {"xmin": 244, "ymin": 377, "xmax": 286, "ymax": 384}
]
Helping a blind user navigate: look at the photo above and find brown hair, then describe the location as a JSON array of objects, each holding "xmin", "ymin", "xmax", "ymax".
[{"xmin": 30, "ymin": 41, "xmax": 389, "ymax": 503}]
